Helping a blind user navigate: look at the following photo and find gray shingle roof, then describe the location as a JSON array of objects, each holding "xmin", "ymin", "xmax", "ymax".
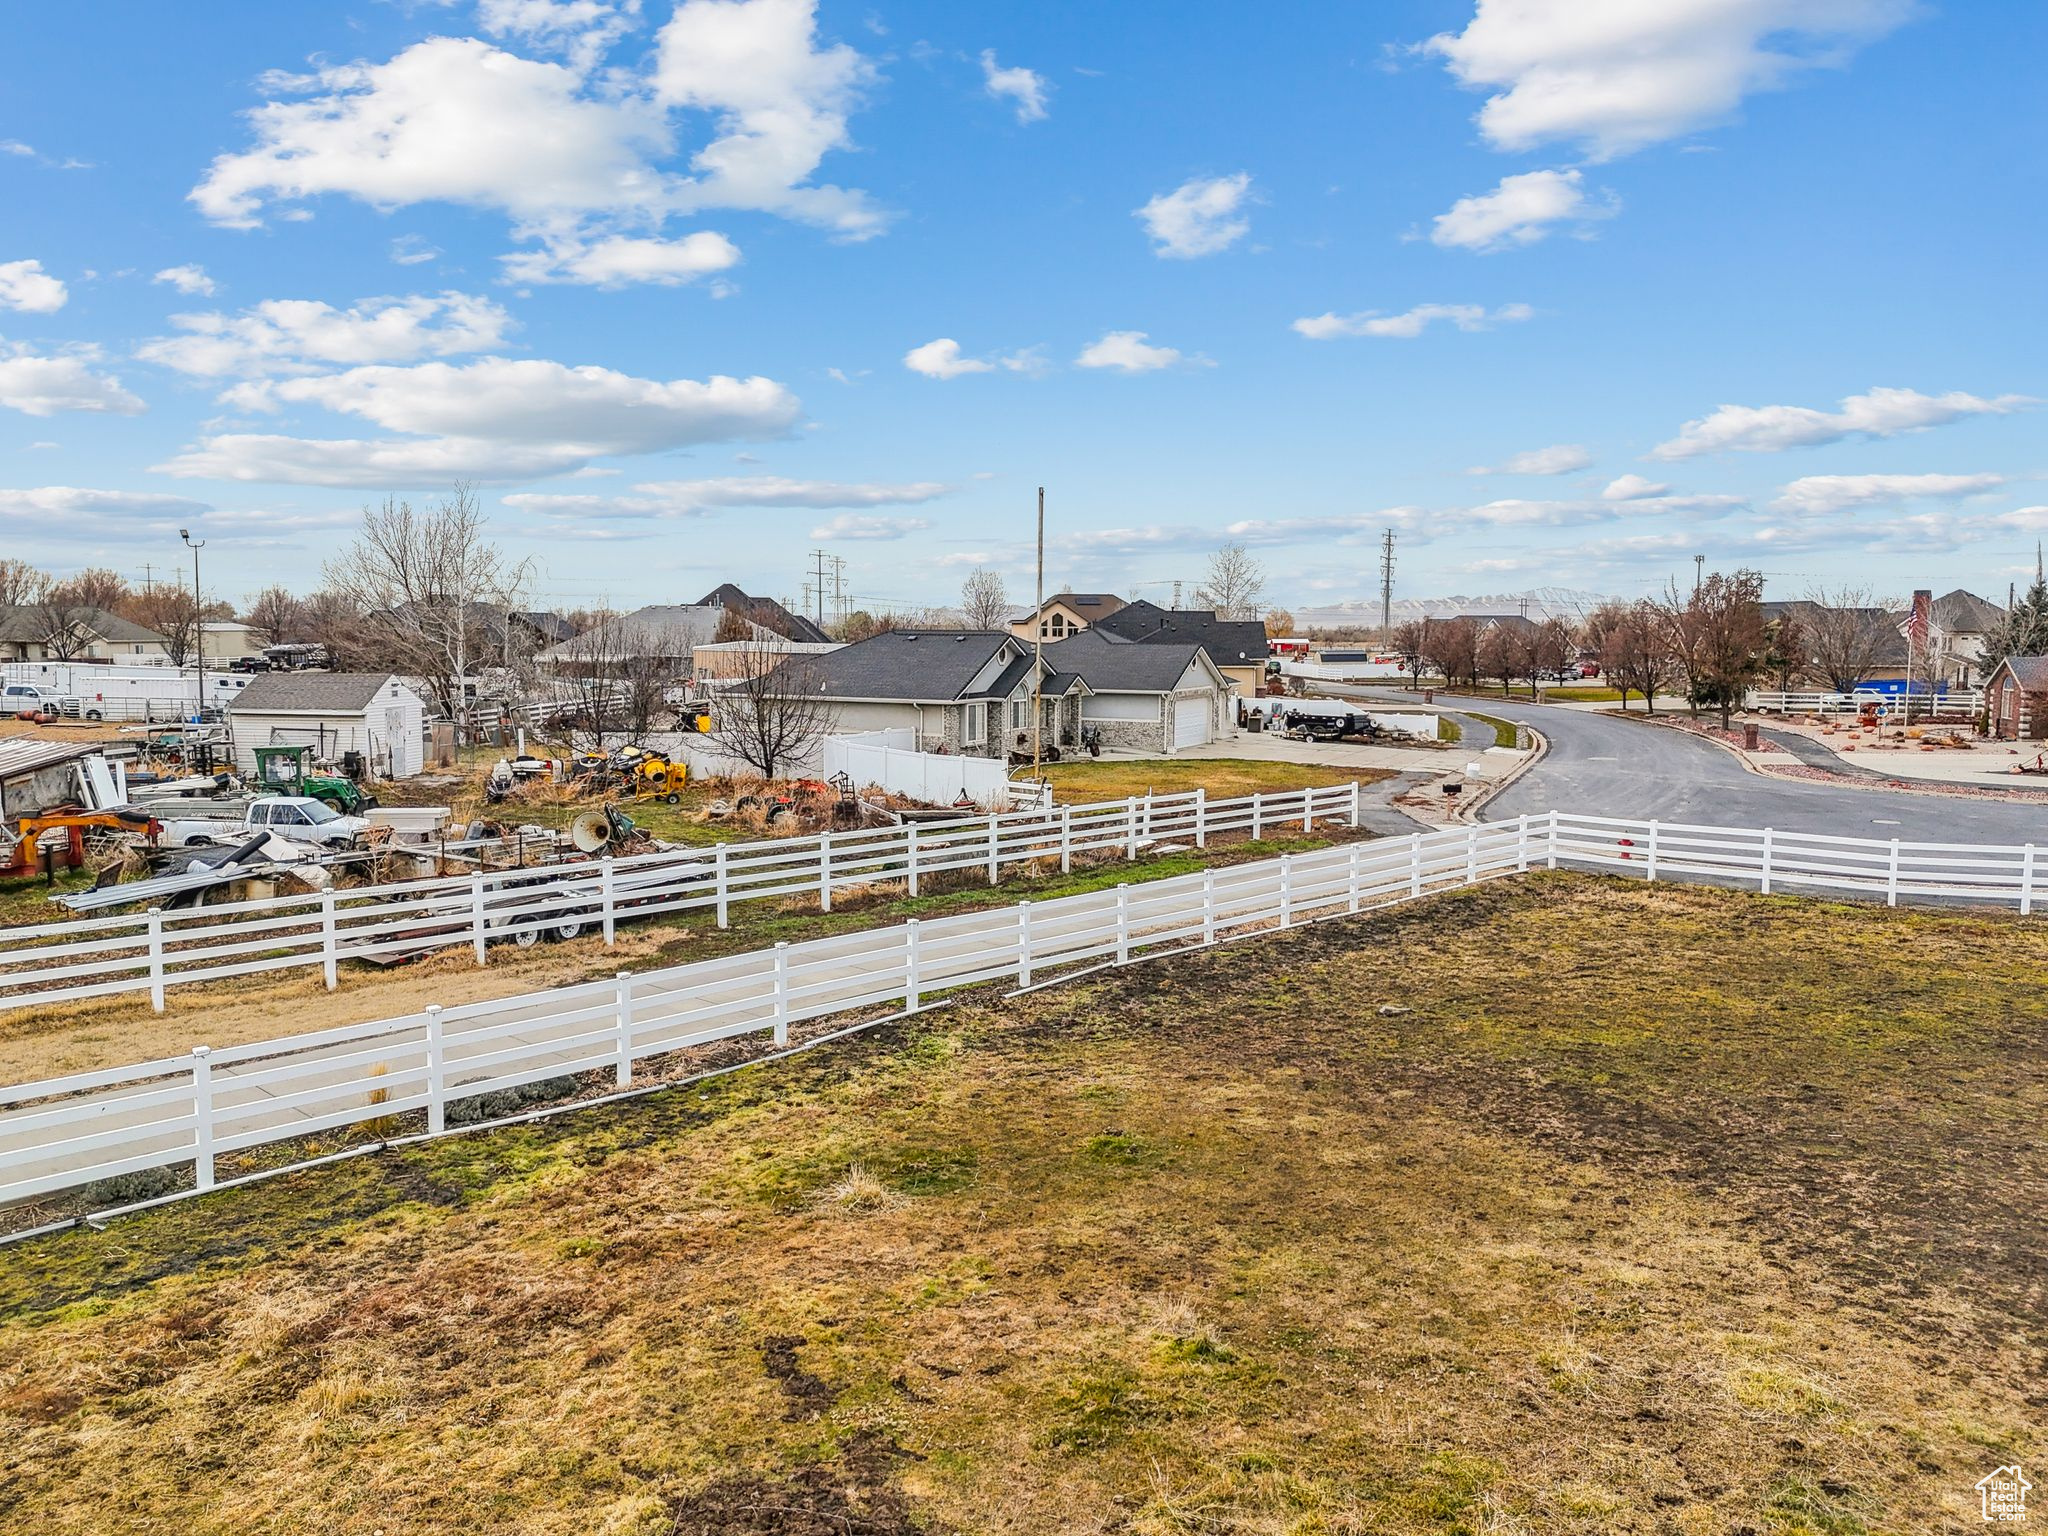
[
  {"xmin": 228, "ymin": 672, "xmax": 407, "ymax": 713},
  {"xmin": 1042, "ymin": 630, "xmax": 1216, "ymax": 692},
  {"xmin": 1997, "ymin": 656, "xmax": 2048, "ymax": 692},
  {"xmin": 1092, "ymin": 600, "xmax": 1271, "ymax": 664},
  {"xmin": 0, "ymin": 605, "xmax": 169, "ymax": 646},
  {"xmin": 773, "ymin": 630, "xmax": 1021, "ymax": 701},
  {"xmin": 1933, "ymin": 588, "xmax": 2001, "ymax": 634}
]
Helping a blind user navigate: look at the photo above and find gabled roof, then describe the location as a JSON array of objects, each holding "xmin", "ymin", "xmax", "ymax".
[
  {"xmin": 697, "ymin": 583, "xmax": 830, "ymax": 644},
  {"xmin": 1991, "ymin": 655, "xmax": 2048, "ymax": 692},
  {"xmin": 1042, "ymin": 630, "xmax": 1221, "ymax": 693},
  {"xmin": 1092, "ymin": 600, "xmax": 1271, "ymax": 664},
  {"xmin": 537, "ymin": 604, "xmax": 774, "ymax": 662},
  {"xmin": 1015, "ymin": 592, "xmax": 1126, "ymax": 623},
  {"xmin": 1460, "ymin": 613, "xmax": 1542, "ymax": 636},
  {"xmin": 228, "ymin": 672, "xmax": 410, "ymax": 713},
  {"xmin": 1933, "ymin": 588, "xmax": 2001, "ymax": 634},
  {"xmin": 771, "ymin": 629, "xmax": 1022, "ymax": 701},
  {"xmin": 0, "ymin": 605, "xmax": 169, "ymax": 646}
]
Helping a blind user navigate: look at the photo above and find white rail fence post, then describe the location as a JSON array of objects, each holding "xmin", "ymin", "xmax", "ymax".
[
  {"xmin": 1017, "ymin": 900, "xmax": 1033, "ymax": 988},
  {"xmin": 321, "ymin": 890, "xmax": 339, "ymax": 989},
  {"xmin": 1349, "ymin": 779, "xmax": 1363, "ymax": 829},
  {"xmin": 147, "ymin": 905, "xmax": 166, "ymax": 1013},
  {"xmin": 1646, "ymin": 821, "xmax": 1660, "ymax": 882},
  {"xmin": 1194, "ymin": 786, "xmax": 1207, "ymax": 849},
  {"xmin": 906, "ymin": 824, "xmax": 921, "ymax": 897},
  {"xmin": 903, "ymin": 922, "xmax": 921, "ymax": 1012},
  {"xmin": 425, "ymin": 1004, "xmax": 445, "ymax": 1132},
  {"xmin": 1409, "ymin": 833, "xmax": 1423, "ymax": 898},
  {"xmin": 819, "ymin": 832, "xmax": 833, "ymax": 913},
  {"xmin": 2024, "ymin": 844, "xmax": 2037, "ymax": 917},
  {"xmin": 1516, "ymin": 814, "xmax": 1530, "ymax": 873},
  {"xmin": 600, "ymin": 857, "xmax": 617, "ymax": 944},
  {"xmin": 1760, "ymin": 828, "xmax": 1774, "ymax": 895},
  {"xmin": 1125, "ymin": 798, "xmax": 1139, "ymax": 860},
  {"xmin": 1301, "ymin": 792, "xmax": 1312, "ymax": 835},
  {"xmin": 1251, "ymin": 793, "xmax": 1264, "ymax": 842},
  {"xmin": 1115, "ymin": 884, "xmax": 1130, "ymax": 963},
  {"xmin": 613, "ymin": 973, "xmax": 634, "ymax": 1087},
  {"xmin": 1348, "ymin": 842, "xmax": 1363, "ymax": 913},
  {"xmin": 1546, "ymin": 810, "xmax": 1560, "ymax": 870},
  {"xmin": 190, "ymin": 1046, "xmax": 214, "ymax": 1191},
  {"xmin": 1202, "ymin": 869, "xmax": 1217, "ymax": 945},
  {"xmin": 1465, "ymin": 824, "xmax": 1479, "ymax": 885},
  {"xmin": 714, "ymin": 843, "xmax": 730, "ymax": 928},
  {"xmin": 1060, "ymin": 806, "xmax": 1073, "ymax": 874},
  {"xmin": 987, "ymin": 815, "xmax": 1000, "ymax": 886},
  {"xmin": 1143, "ymin": 791, "xmax": 1155, "ymax": 841},
  {"xmin": 1279, "ymin": 855, "xmax": 1294, "ymax": 927},
  {"xmin": 470, "ymin": 873, "xmax": 488, "ymax": 964},
  {"xmin": 772, "ymin": 942, "xmax": 791, "ymax": 1044},
  {"xmin": 1887, "ymin": 839, "xmax": 1901, "ymax": 907}
]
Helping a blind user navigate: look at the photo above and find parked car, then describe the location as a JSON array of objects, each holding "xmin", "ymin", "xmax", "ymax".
[
  {"xmin": 165, "ymin": 795, "xmax": 371, "ymax": 848},
  {"xmin": 228, "ymin": 656, "xmax": 272, "ymax": 674},
  {"xmin": 2, "ymin": 682, "xmax": 69, "ymax": 716}
]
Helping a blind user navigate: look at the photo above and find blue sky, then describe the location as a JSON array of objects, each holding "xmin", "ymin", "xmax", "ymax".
[{"xmin": 2, "ymin": 0, "xmax": 2042, "ymax": 616}]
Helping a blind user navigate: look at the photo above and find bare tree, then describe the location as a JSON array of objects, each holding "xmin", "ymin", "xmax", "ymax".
[
  {"xmin": 1690, "ymin": 569, "xmax": 1770, "ymax": 728},
  {"xmin": 321, "ymin": 485, "xmax": 532, "ymax": 724},
  {"xmin": 1263, "ymin": 607, "xmax": 1296, "ymax": 639},
  {"xmin": 712, "ymin": 606, "xmax": 755, "ymax": 644},
  {"xmin": 1531, "ymin": 617, "xmax": 1574, "ymax": 686},
  {"xmin": 49, "ymin": 567, "xmax": 130, "ymax": 613},
  {"xmin": 0, "ymin": 558, "xmax": 49, "ymax": 607},
  {"xmin": 1477, "ymin": 623, "xmax": 1534, "ymax": 696},
  {"xmin": 1390, "ymin": 619, "xmax": 1428, "ymax": 687},
  {"xmin": 1800, "ymin": 585, "xmax": 1897, "ymax": 692},
  {"xmin": 554, "ymin": 611, "xmax": 631, "ymax": 751},
  {"xmin": 1196, "ymin": 542, "xmax": 1266, "ymax": 620},
  {"xmin": 294, "ymin": 589, "xmax": 364, "ymax": 667},
  {"xmin": 959, "ymin": 567, "xmax": 1009, "ymax": 630},
  {"xmin": 31, "ymin": 590, "xmax": 90, "ymax": 660},
  {"xmin": 243, "ymin": 585, "xmax": 304, "ymax": 648},
  {"xmin": 119, "ymin": 585, "xmax": 200, "ymax": 666},
  {"xmin": 712, "ymin": 637, "xmax": 832, "ymax": 779},
  {"xmin": 1423, "ymin": 616, "xmax": 1479, "ymax": 688},
  {"xmin": 1657, "ymin": 580, "xmax": 1708, "ymax": 716},
  {"xmin": 1599, "ymin": 601, "xmax": 1670, "ymax": 713},
  {"xmin": 1765, "ymin": 605, "xmax": 1808, "ymax": 691}
]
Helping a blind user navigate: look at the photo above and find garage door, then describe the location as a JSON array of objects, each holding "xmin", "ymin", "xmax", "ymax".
[{"xmin": 1172, "ymin": 696, "xmax": 1211, "ymax": 749}]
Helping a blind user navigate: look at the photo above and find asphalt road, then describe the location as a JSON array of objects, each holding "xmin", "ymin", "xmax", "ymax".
[{"xmin": 1332, "ymin": 687, "xmax": 2048, "ymax": 844}]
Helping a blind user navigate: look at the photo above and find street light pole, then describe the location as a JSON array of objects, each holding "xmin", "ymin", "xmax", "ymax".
[{"xmin": 180, "ymin": 529, "xmax": 206, "ymax": 721}]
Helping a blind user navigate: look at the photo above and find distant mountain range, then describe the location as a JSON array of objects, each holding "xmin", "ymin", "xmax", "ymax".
[{"xmin": 1293, "ymin": 588, "xmax": 1614, "ymax": 630}]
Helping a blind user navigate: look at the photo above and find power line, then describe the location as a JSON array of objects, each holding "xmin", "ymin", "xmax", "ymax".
[{"xmin": 1378, "ymin": 528, "xmax": 1396, "ymax": 641}]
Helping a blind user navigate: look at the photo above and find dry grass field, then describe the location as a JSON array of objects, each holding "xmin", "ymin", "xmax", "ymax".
[{"xmin": 0, "ymin": 874, "xmax": 2041, "ymax": 1534}]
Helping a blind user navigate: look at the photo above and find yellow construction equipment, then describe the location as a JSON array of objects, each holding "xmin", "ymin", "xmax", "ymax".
[{"xmin": 631, "ymin": 752, "xmax": 689, "ymax": 803}]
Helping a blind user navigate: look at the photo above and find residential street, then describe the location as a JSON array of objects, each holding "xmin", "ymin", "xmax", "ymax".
[{"xmin": 1332, "ymin": 687, "xmax": 2048, "ymax": 844}]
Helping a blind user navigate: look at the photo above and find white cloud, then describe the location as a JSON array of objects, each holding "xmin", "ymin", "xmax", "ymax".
[
  {"xmin": 152, "ymin": 264, "xmax": 217, "ymax": 297},
  {"xmin": 1469, "ymin": 443, "xmax": 1592, "ymax": 476},
  {"xmin": 810, "ymin": 512, "xmax": 930, "ymax": 540},
  {"xmin": 1602, "ymin": 473, "xmax": 1670, "ymax": 500},
  {"xmin": 1135, "ymin": 172, "xmax": 1253, "ymax": 259},
  {"xmin": 651, "ymin": 0, "xmax": 883, "ymax": 237},
  {"xmin": 506, "ymin": 474, "xmax": 951, "ymax": 519},
  {"xmin": 0, "ymin": 486, "xmax": 211, "ymax": 522},
  {"xmin": 0, "ymin": 345, "xmax": 145, "ymax": 417},
  {"xmin": 389, "ymin": 234, "xmax": 441, "ymax": 266},
  {"xmin": 1074, "ymin": 330, "xmax": 1202, "ymax": 374},
  {"xmin": 1650, "ymin": 386, "xmax": 2031, "ymax": 459},
  {"xmin": 155, "ymin": 356, "xmax": 799, "ymax": 485},
  {"xmin": 1424, "ymin": 0, "xmax": 1915, "ymax": 160},
  {"xmin": 1771, "ymin": 471, "xmax": 2007, "ymax": 515},
  {"xmin": 0, "ymin": 141, "xmax": 32, "ymax": 157},
  {"xmin": 981, "ymin": 49, "xmax": 1049, "ymax": 123},
  {"xmin": 1431, "ymin": 168, "xmax": 1616, "ymax": 251},
  {"xmin": 902, "ymin": 337, "xmax": 1044, "ymax": 380},
  {"xmin": 0, "ymin": 260, "xmax": 68, "ymax": 314},
  {"xmin": 500, "ymin": 230, "xmax": 740, "ymax": 286},
  {"xmin": 479, "ymin": 0, "xmax": 641, "ymax": 71},
  {"xmin": 138, "ymin": 291, "xmax": 513, "ymax": 377},
  {"xmin": 191, "ymin": 2, "xmax": 884, "ymax": 269},
  {"xmin": 1294, "ymin": 301, "xmax": 1532, "ymax": 340}
]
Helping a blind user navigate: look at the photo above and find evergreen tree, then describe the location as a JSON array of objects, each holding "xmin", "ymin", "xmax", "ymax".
[{"xmin": 1981, "ymin": 546, "xmax": 2048, "ymax": 672}]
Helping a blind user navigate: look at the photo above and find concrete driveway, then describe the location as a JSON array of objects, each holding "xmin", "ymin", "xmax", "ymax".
[
  {"xmin": 1174, "ymin": 728, "xmax": 1450, "ymax": 774},
  {"xmin": 1323, "ymin": 685, "xmax": 2048, "ymax": 844}
]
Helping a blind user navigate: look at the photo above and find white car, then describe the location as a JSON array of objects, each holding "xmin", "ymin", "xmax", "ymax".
[{"xmin": 167, "ymin": 795, "xmax": 370, "ymax": 848}]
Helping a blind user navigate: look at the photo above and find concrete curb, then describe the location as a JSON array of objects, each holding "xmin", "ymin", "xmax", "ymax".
[{"xmin": 1454, "ymin": 724, "xmax": 1547, "ymax": 824}]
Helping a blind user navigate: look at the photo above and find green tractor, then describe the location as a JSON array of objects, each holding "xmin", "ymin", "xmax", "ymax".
[{"xmin": 250, "ymin": 744, "xmax": 379, "ymax": 814}]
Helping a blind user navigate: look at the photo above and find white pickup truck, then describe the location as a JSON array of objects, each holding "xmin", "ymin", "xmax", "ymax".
[{"xmin": 165, "ymin": 795, "xmax": 371, "ymax": 848}]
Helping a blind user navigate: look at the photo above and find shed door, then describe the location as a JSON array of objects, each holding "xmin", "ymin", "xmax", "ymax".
[{"xmin": 1172, "ymin": 696, "xmax": 1211, "ymax": 749}]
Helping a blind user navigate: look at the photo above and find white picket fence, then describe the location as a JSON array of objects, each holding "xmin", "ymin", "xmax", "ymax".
[
  {"xmin": 1745, "ymin": 688, "xmax": 1983, "ymax": 716},
  {"xmin": 5, "ymin": 807, "xmax": 2048, "ymax": 1212},
  {"xmin": 0, "ymin": 783, "xmax": 1362, "ymax": 1013}
]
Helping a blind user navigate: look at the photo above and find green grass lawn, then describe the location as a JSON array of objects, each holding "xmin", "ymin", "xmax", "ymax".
[
  {"xmin": 1040, "ymin": 758, "xmax": 1393, "ymax": 805},
  {"xmin": 1459, "ymin": 710, "xmax": 1523, "ymax": 749},
  {"xmin": 0, "ymin": 875, "xmax": 2037, "ymax": 1533},
  {"xmin": 1541, "ymin": 685, "xmax": 1626, "ymax": 703}
]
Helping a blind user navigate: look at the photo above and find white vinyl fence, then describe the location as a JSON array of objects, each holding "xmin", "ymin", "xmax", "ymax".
[
  {"xmin": 0, "ymin": 783, "xmax": 1361, "ymax": 1013},
  {"xmin": 1745, "ymin": 688, "xmax": 1983, "ymax": 716},
  {"xmin": 822, "ymin": 730, "xmax": 1048, "ymax": 811},
  {"xmin": 6, "ymin": 807, "xmax": 2048, "ymax": 1212}
]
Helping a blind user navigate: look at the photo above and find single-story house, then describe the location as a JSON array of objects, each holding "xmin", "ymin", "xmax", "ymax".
[
  {"xmin": 698, "ymin": 583, "xmax": 831, "ymax": 644},
  {"xmin": 226, "ymin": 672, "xmax": 427, "ymax": 779},
  {"xmin": 760, "ymin": 630, "xmax": 1087, "ymax": 759},
  {"xmin": 0, "ymin": 605, "xmax": 172, "ymax": 663},
  {"xmin": 1008, "ymin": 592, "xmax": 1126, "ymax": 644},
  {"xmin": 1089, "ymin": 600, "xmax": 1271, "ymax": 699},
  {"xmin": 1041, "ymin": 630, "xmax": 1234, "ymax": 753},
  {"xmin": 199, "ymin": 620, "xmax": 264, "ymax": 662},
  {"xmin": 692, "ymin": 638, "xmax": 841, "ymax": 688},
  {"xmin": 1985, "ymin": 655, "xmax": 2048, "ymax": 740}
]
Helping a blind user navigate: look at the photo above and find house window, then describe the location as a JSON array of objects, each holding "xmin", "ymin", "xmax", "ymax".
[
  {"xmin": 1010, "ymin": 699, "xmax": 1024, "ymax": 729},
  {"xmin": 963, "ymin": 703, "xmax": 985, "ymax": 744}
]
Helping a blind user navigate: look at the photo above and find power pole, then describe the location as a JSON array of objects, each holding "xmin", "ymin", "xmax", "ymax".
[
  {"xmin": 1031, "ymin": 487, "xmax": 1045, "ymax": 784},
  {"xmin": 808, "ymin": 549, "xmax": 831, "ymax": 630},
  {"xmin": 830, "ymin": 556, "xmax": 848, "ymax": 629},
  {"xmin": 1378, "ymin": 528, "xmax": 1396, "ymax": 643},
  {"xmin": 1693, "ymin": 553, "xmax": 1705, "ymax": 595},
  {"xmin": 1171, "ymin": 579, "xmax": 1182, "ymax": 609}
]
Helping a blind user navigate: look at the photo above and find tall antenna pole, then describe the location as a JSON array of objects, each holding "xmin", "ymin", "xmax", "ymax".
[
  {"xmin": 1693, "ymin": 552, "xmax": 1705, "ymax": 596},
  {"xmin": 1378, "ymin": 528, "xmax": 1396, "ymax": 643},
  {"xmin": 1172, "ymin": 579, "xmax": 1182, "ymax": 609},
  {"xmin": 808, "ymin": 548, "xmax": 830, "ymax": 630},
  {"xmin": 1031, "ymin": 487, "xmax": 1045, "ymax": 783}
]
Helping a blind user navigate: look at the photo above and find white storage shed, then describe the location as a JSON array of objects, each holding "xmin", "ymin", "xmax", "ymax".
[{"xmin": 226, "ymin": 672, "xmax": 428, "ymax": 780}]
